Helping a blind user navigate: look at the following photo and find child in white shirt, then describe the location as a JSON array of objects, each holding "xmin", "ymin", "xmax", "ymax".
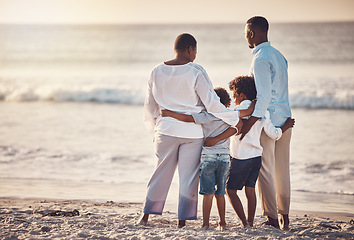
[{"xmin": 226, "ymin": 76, "xmax": 294, "ymax": 228}]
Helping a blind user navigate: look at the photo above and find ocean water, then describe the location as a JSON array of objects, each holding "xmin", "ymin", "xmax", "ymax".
[{"xmin": 0, "ymin": 23, "xmax": 353, "ymax": 213}]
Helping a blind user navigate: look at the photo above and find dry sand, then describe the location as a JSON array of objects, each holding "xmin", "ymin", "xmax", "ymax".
[{"xmin": 1, "ymin": 197, "xmax": 353, "ymax": 240}]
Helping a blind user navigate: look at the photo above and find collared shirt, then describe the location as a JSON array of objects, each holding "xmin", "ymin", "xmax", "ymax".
[
  {"xmin": 144, "ymin": 62, "xmax": 239, "ymax": 138},
  {"xmin": 230, "ymin": 100, "xmax": 282, "ymax": 160},
  {"xmin": 250, "ymin": 42, "xmax": 292, "ymax": 126}
]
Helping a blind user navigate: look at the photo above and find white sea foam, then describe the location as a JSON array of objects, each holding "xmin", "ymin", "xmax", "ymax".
[
  {"xmin": 289, "ymin": 90, "xmax": 354, "ymax": 110},
  {"xmin": 0, "ymin": 85, "xmax": 145, "ymax": 105},
  {"xmin": 1, "ymin": 84, "xmax": 354, "ymax": 109}
]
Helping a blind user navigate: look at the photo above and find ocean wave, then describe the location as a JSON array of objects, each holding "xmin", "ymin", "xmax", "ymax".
[
  {"xmin": 0, "ymin": 145, "xmax": 153, "ymax": 184},
  {"xmin": 290, "ymin": 91, "xmax": 354, "ymax": 110},
  {"xmin": 0, "ymin": 86, "xmax": 145, "ymax": 105},
  {"xmin": 1, "ymin": 85, "xmax": 354, "ymax": 110},
  {"xmin": 294, "ymin": 189, "xmax": 354, "ymax": 196},
  {"xmin": 291, "ymin": 160, "xmax": 354, "ymax": 197}
]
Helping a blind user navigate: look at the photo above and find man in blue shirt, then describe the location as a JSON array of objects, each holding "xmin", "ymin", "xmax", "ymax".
[{"xmin": 240, "ymin": 16, "xmax": 292, "ymax": 230}]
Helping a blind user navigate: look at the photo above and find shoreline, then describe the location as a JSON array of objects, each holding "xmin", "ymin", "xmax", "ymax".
[
  {"xmin": 1, "ymin": 197, "xmax": 353, "ymax": 239},
  {"xmin": 1, "ymin": 178, "xmax": 353, "ymax": 215}
]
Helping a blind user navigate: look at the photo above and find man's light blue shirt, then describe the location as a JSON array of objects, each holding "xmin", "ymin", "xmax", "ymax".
[{"xmin": 250, "ymin": 42, "xmax": 292, "ymax": 127}]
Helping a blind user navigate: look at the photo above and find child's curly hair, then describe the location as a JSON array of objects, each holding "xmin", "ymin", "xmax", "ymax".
[
  {"xmin": 214, "ymin": 87, "xmax": 231, "ymax": 106},
  {"xmin": 229, "ymin": 76, "xmax": 257, "ymax": 101}
]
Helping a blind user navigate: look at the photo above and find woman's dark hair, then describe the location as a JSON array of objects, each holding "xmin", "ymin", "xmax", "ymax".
[
  {"xmin": 214, "ymin": 87, "xmax": 231, "ymax": 106},
  {"xmin": 246, "ymin": 16, "xmax": 269, "ymax": 32},
  {"xmin": 174, "ymin": 33, "xmax": 197, "ymax": 52},
  {"xmin": 229, "ymin": 76, "xmax": 257, "ymax": 101}
]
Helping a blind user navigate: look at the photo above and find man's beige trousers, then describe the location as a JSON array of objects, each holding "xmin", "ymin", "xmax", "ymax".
[{"xmin": 258, "ymin": 129, "xmax": 292, "ymax": 219}]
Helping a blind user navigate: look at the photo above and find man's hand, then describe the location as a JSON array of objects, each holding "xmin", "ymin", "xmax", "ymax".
[
  {"xmin": 204, "ymin": 137, "xmax": 218, "ymax": 147},
  {"xmin": 240, "ymin": 116, "xmax": 259, "ymax": 140}
]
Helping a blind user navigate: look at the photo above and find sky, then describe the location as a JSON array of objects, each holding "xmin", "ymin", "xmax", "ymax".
[{"xmin": 0, "ymin": 0, "xmax": 353, "ymax": 24}]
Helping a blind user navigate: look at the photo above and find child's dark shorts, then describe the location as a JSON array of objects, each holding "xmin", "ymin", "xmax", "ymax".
[{"xmin": 226, "ymin": 156, "xmax": 262, "ymax": 190}]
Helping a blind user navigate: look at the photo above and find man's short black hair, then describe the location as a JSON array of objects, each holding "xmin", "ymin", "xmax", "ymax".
[
  {"xmin": 214, "ymin": 87, "xmax": 231, "ymax": 106},
  {"xmin": 246, "ymin": 16, "xmax": 269, "ymax": 32},
  {"xmin": 174, "ymin": 33, "xmax": 197, "ymax": 52},
  {"xmin": 229, "ymin": 76, "xmax": 257, "ymax": 101}
]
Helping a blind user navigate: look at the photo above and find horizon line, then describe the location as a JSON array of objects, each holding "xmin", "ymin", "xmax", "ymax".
[{"xmin": 0, "ymin": 19, "xmax": 353, "ymax": 26}]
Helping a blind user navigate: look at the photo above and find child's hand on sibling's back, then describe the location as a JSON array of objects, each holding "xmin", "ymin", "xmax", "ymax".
[
  {"xmin": 204, "ymin": 137, "xmax": 219, "ymax": 147},
  {"xmin": 239, "ymin": 99, "xmax": 257, "ymax": 118},
  {"xmin": 250, "ymin": 99, "xmax": 257, "ymax": 112}
]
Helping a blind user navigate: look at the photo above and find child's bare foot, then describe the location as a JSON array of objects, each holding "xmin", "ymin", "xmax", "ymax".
[
  {"xmin": 216, "ymin": 224, "xmax": 227, "ymax": 231},
  {"xmin": 263, "ymin": 216, "xmax": 280, "ymax": 229},
  {"xmin": 201, "ymin": 225, "xmax": 209, "ymax": 230},
  {"xmin": 242, "ymin": 222, "xmax": 251, "ymax": 228},
  {"xmin": 178, "ymin": 220, "xmax": 186, "ymax": 228},
  {"xmin": 241, "ymin": 219, "xmax": 250, "ymax": 228},
  {"xmin": 280, "ymin": 214, "xmax": 289, "ymax": 231},
  {"xmin": 137, "ymin": 213, "xmax": 149, "ymax": 226}
]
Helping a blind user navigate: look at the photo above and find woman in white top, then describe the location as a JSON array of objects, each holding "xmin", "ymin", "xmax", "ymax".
[{"xmin": 139, "ymin": 33, "xmax": 241, "ymax": 228}]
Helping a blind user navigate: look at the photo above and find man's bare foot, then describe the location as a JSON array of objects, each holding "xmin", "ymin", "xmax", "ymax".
[
  {"xmin": 263, "ymin": 216, "xmax": 280, "ymax": 229},
  {"xmin": 280, "ymin": 214, "xmax": 289, "ymax": 231},
  {"xmin": 247, "ymin": 220, "xmax": 254, "ymax": 228},
  {"xmin": 137, "ymin": 213, "xmax": 149, "ymax": 226},
  {"xmin": 178, "ymin": 220, "xmax": 186, "ymax": 228}
]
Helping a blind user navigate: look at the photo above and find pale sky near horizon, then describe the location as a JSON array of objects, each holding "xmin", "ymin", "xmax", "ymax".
[{"xmin": 0, "ymin": 0, "xmax": 353, "ymax": 24}]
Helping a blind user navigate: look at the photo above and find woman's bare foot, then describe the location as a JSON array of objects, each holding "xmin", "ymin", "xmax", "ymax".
[
  {"xmin": 178, "ymin": 220, "xmax": 186, "ymax": 228},
  {"xmin": 137, "ymin": 213, "xmax": 149, "ymax": 226}
]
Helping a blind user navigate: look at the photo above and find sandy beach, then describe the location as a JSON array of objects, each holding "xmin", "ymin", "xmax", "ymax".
[{"xmin": 1, "ymin": 197, "xmax": 353, "ymax": 240}]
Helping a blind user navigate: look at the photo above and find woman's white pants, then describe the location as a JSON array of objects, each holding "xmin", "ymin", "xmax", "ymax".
[{"xmin": 143, "ymin": 133, "xmax": 203, "ymax": 220}]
